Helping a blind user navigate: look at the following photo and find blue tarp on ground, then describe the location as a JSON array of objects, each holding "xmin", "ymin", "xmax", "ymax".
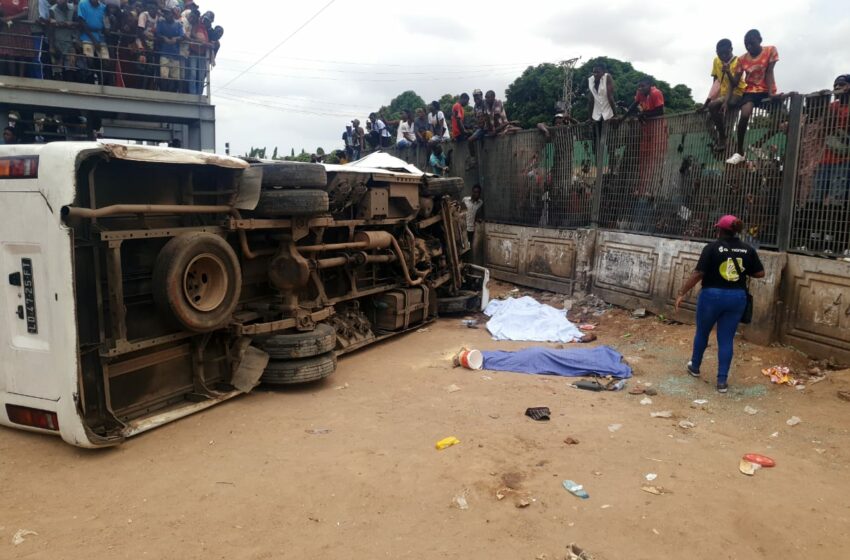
[{"xmin": 481, "ymin": 345, "xmax": 632, "ymax": 378}]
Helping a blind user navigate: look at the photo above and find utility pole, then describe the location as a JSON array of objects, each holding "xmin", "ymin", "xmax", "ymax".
[{"xmin": 558, "ymin": 57, "xmax": 581, "ymax": 117}]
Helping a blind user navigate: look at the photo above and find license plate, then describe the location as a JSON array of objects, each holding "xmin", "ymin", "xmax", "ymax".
[{"xmin": 21, "ymin": 258, "xmax": 38, "ymax": 334}]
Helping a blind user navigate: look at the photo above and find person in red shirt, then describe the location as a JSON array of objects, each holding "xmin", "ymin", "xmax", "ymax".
[
  {"xmin": 451, "ymin": 93, "xmax": 470, "ymax": 140},
  {"xmin": 813, "ymin": 75, "xmax": 850, "ymax": 208},
  {"xmin": 726, "ymin": 29, "xmax": 779, "ymax": 164},
  {"xmin": 627, "ymin": 78, "xmax": 668, "ymax": 197}
]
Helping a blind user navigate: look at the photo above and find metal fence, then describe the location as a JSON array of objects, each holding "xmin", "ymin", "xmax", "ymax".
[{"xmin": 790, "ymin": 93, "xmax": 850, "ymax": 256}]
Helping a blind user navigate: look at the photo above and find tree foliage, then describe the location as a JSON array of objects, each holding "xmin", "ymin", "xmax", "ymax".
[
  {"xmin": 375, "ymin": 90, "xmax": 428, "ymax": 121},
  {"xmin": 504, "ymin": 57, "xmax": 698, "ymax": 127}
]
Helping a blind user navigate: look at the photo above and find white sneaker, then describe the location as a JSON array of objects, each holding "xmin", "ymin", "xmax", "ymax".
[{"xmin": 726, "ymin": 153, "xmax": 746, "ymax": 165}]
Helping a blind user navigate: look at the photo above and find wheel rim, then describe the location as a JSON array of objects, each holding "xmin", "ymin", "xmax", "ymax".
[{"xmin": 183, "ymin": 253, "xmax": 229, "ymax": 312}]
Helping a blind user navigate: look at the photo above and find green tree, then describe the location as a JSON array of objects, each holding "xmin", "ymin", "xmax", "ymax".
[
  {"xmin": 504, "ymin": 58, "xmax": 698, "ymax": 127},
  {"xmin": 375, "ymin": 90, "xmax": 427, "ymax": 122},
  {"xmin": 271, "ymin": 147, "xmax": 279, "ymax": 160},
  {"xmin": 316, "ymin": 147, "xmax": 325, "ymax": 156},
  {"xmin": 505, "ymin": 63, "xmax": 566, "ymax": 129},
  {"xmin": 290, "ymin": 148, "xmax": 295, "ymax": 157}
]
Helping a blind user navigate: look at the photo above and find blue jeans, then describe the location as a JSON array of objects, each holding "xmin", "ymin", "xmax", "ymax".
[
  {"xmin": 690, "ymin": 288, "xmax": 747, "ymax": 384},
  {"xmin": 397, "ymin": 139, "xmax": 414, "ymax": 149}
]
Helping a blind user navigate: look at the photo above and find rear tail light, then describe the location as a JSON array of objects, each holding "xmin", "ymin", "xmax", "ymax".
[
  {"xmin": 0, "ymin": 156, "xmax": 39, "ymax": 179},
  {"xmin": 5, "ymin": 404, "xmax": 59, "ymax": 431}
]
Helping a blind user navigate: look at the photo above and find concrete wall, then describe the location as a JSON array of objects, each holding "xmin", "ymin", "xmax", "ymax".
[{"xmin": 482, "ymin": 224, "xmax": 850, "ymax": 357}]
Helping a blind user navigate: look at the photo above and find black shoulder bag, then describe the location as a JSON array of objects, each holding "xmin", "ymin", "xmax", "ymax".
[{"xmin": 723, "ymin": 242, "xmax": 753, "ymax": 324}]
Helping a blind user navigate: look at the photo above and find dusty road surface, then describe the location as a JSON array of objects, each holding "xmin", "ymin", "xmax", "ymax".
[{"xmin": 2, "ymin": 282, "xmax": 850, "ymax": 559}]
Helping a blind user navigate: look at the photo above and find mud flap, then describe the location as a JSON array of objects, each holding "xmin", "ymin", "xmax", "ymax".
[{"xmin": 231, "ymin": 338, "xmax": 269, "ymax": 393}]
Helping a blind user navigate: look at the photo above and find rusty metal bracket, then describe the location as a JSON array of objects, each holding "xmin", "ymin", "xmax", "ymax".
[{"xmin": 233, "ymin": 306, "xmax": 334, "ymax": 336}]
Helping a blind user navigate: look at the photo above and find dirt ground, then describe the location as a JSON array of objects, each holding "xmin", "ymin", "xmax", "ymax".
[{"xmin": 2, "ymin": 281, "xmax": 850, "ymax": 560}]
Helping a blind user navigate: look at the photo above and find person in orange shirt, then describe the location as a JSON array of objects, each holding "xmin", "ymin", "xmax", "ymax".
[
  {"xmin": 726, "ymin": 29, "xmax": 779, "ymax": 165},
  {"xmin": 627, "ymin": 78, "xmax": 668, "ymax": 198}
]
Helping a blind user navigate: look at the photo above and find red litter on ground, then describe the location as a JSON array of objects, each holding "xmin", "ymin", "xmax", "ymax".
[
  {"xmin": 743, "ymin": 454, "xmax": 776, "ymax": 468},
  {"xmin": 579, "ymin": 324, "xmax": 596, "ymax": 331}
]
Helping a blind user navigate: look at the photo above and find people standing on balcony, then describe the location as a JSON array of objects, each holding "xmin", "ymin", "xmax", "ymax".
[
  {"xmin": 0, "ymin": 1, "xmax": 33, "ymax": 78},
  {"xmin": 676, "ymin": 215, "xmax": 765, "ymax": 393},
  {"xmin": 428, "ymin": 100, "xmax": 450, "ymax": 143},
  {"xmin": 137, "ymin": 1, "xmax": 160, "ymax": 89},
  {"xmin": 626, "ymin": 78, "xmax": 667, "ymax": 199},
  {"xmin": 396, "ymin": 109, "xmax": 416, "ymax": 149},
  {"xmin": 48, "ymin": 0, "xmax": 79, "ymax": 82},
  {"xmin": 155, "ymin": 6, "xmax": 183, "ymax": 92},
  {"xmin": 587, "ymin": 62, "xmax": 616, "ymax": 157},
  {"xmin": 182, "ymin": 8, "xmax": 208, "ymax": 94},
  {"xmin": 701, "ymin": 39, "xmax": 745, "ymax": 155},
  {"xmin": 77, "ymin": 0, "xmax": 113, "ymax": 85},
  {"xmin": 726, "ymin": 30, "xmax": 779, "ymax": 165}
]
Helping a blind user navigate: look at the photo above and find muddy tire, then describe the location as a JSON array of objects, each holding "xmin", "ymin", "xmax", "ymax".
[
  {"xmin": 261, "ymin": 352, "xmax": 337, "ymax": 385},
  {"xmin": 255, "ymin": 189, "xmax": 329, "ymax": 216},
  {"xmin": 437, "ymin": 290, "xmax": 481, "ymax": 315},
  {"xmin": 254, "ymin": 162, "xmax": 327, "ymax": 189},
  {"xmin": 152, "ymin": 233, "xmax": 242, "ymax": 333},
  {"xmin": 422, "ymin": 177, "xmax": 463, "ymax": 197},
  {"xmin": 257, "ymin": 323, "xmax": 337, "ymax": 359}
]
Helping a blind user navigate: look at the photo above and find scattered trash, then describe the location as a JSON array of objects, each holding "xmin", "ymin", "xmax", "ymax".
[
  {"xmin": 640, "ymin": 397, "xmax": 653, "ymax": 405},
  {"xmin": 453, "ymin": 348, "xmax": 483, "ymax": 370},
  {"xmin": 815, "ymin": 448, "xmax": 827, "ymax": 455},
  {"xmin": 743, "ymin": 453, "xmax": 776, "ymax": 467},
  {"xmin": 651, "ymin": 410, "xmax": 673, "ymax": 418},
  {"xmin": 786, "ymin": 416, "xmax": 802, "ymax": 427},
  {"xmin": 451, "ymin": 491, "xmax": 469, "ymax": 510},
  {"xmin": 762, "ymin": 366, "xmax": 801, "ymax": 386},
  {"xmin": 607, "ymin": 423, "xmax": 623, "ymax": 433},
  {"xmin": 645, "ymin": 473, "xmax": 658, "ymax": 481},
  {"xmin": 495, "ymin": 488, "xmax": 508, "ymax": 500},
  {"xmin": 564, "ymin": 437, "xmax": 580, "ymax": 445},
  {"xmin": 461, "ymin": 319, "xmax": 479, "ymax": 328},
  {"xmin": 678, "ymin": 420, "xmax": 696, "ymax": 429},
  {"xmin": 579, "ymin": 324, "xmax": 596, "ymax": 332},
  {"xmin": 446, "ymin": 384, "xmax": 462, "ymax": 393},
  {"xmin": 416, "ymin": 327, "xmax": 431, "ymax": 333},
  {"xmin": 566, "ymin": 542, "xmax": 595, "ymax": 560},
  {"xmin": 652, "ymin": 528, "xmax": 660, "ymax": 536},
  {"xmin": 739, "ymin": 458, "xmax": 761, "ymax": 476},
  {"xmin": 305, "ymin": 428, "xmax": 331, "ymax": 435},
  {"xmin": 770, "ymin": 432, "xmax": 780, "ymax": 438},
  {"xmin": 435, "ymin": 436, "xmax": 461, "ymax": 450},
  {"xmin": 838, "ymin": 391, "xmax": 850, "ymax": 402},
  {"xmin": 641, "ymin": 485, "xmax": 667, "ymax": 495},
  {"xmin": 645, "ymin": 387, "xmax": 658, "ymax": 396},
  {"xmin": 629, "ymin": 386, "xmax": 645, "ymax": 395},
  {"xmin": 609, "ymin": 379, "xmax": 627, "ymax": 391},
  {"xmin": 744, "ymin": 406, "xmax": 759, "ymax": 415},
  {"xmin": 632, "ymin": 308, "xmax": 647, "ymax": 319},
  {"xmin": 525, "ymin": 407, "xmax": 551, "ymax": 422},
  {"xmin": 621, "ymin": 333, "xmax": 633, "ymax": 339},
  {"xmin": 12, "ymin": 529, "xmax": 37, "ymax": 546},
  {"xmin": 693, "ymin": 399, "xmax": 709, "ymax": 405},
  {"xmin": 488, "ymin": 413, "xmax": 500, "ymax": 419},
  {"xmin": 515, "ymin": 498, "xmax": 531, "ymax": 508},
  {"xmin": 334, "ymin": 383, "xmax": 349, "ymax": 390},
  {"xmin": 601, "ymin": 504, "xmax": 612, "ymax": 509},
  {"xmin": 562, "ymin": 480, "xmax": 589, "ymax": 499},
  {"xmin": 481, "ymin": 374, "xmax": 493, "ymax": 381},
  {"xmin": 574, "ymin": 379, "xmax": 605, "ymax": 392}
]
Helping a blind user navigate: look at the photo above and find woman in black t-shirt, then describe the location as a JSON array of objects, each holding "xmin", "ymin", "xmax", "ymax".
[{"xmin": 675, "ymin": 215, "xmax": 765, "ymax": 393}]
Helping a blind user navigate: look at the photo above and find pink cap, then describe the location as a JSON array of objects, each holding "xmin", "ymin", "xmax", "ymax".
[{"xmin": 714, "ymin": 215, "xmax": 739, "ymax": 230}]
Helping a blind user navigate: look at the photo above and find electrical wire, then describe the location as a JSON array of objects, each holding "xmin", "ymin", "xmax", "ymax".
[{"xmin": 219, "ymin": 0, "xmax": 337, "ymax": 89}]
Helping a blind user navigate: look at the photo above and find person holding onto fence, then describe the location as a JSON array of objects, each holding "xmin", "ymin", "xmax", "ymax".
[
  {"xmin": 77, "ymin": 0, "xmax": 113, "ymax": 85},
  {"xmin": 413, "ymin": 107, "xmax": 433, "ymax": 146},
  {"xmin": 588, "ymin": 62, "xmax": 616, "ymax": 153},
  {"xmin": 701, "ymin": 38, "xmax": 746, "ymax": 155},
  {"xmin": 155, "ymin": 6, "xmax": 183, "ymax": 92},
  {"xmin": 626, "ymin": 78, "xmax": 667, "ymax": 197},
  {"xmin": 812, "ymin": 74, "xmax": 850, "ymax": 207},
  {"xmin": 48, "ymin": 0, "xmax": 80, "ymax": 82},
  {"xmin": 726, "ymin": 30, "xmax": 779, "ymax": 165},
  {"xmin": 451, "ymin": 93, "xmax": 470, "ymax": 140},
  {"xmin": 675, "ymin": 215, "xmax": 765, "ymax": 393},
  {"xmin": 428, "ymin": 100, "xmax": 451, "ymax": 143},
  {"xmin": 462, "ymin": 184, "xmax": 484, "ymax": 247},
  {"xmin": 396, "ymin": 109, "xmax": 417, "ymax": 149}
]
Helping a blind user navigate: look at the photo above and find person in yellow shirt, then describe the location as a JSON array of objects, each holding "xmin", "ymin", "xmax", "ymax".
[{"xmin": 701, "ymin": 39, "xmax": 746, "ymax": 155}]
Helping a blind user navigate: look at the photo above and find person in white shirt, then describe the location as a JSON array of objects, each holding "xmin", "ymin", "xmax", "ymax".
[
  {"xmin": 368, "ymin": 112, "xmax": 392, "ymax": 148},
  {"xmin": 396, "ymin": 109, "xmax": 416, "ymax": 149},
  {"xmin": 462, "ymin": 184, "xmax": 484, "ymax": 246},
  {"xmin": 587, "ymin": 62, "xmax": 617, "ymax": 157},
  {"xmin": 428, "ymin": 100, "xmax": 451, "ymax": 143}
]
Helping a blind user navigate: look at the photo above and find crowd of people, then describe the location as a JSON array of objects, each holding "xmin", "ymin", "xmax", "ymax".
[{"xmin": 0, "ymin": 0, "xmax": 223, "ymax": 93}]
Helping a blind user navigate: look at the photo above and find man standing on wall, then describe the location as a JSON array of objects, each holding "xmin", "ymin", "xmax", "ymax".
[{"xmin": 462, "ymin": 184, "xmax": 484, "ymax": 250}]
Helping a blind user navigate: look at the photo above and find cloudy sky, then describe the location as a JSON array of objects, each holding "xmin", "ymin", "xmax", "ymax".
[{"xmin": 203, "ymin": 0, "xmax": 848, "ymax": 157}]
